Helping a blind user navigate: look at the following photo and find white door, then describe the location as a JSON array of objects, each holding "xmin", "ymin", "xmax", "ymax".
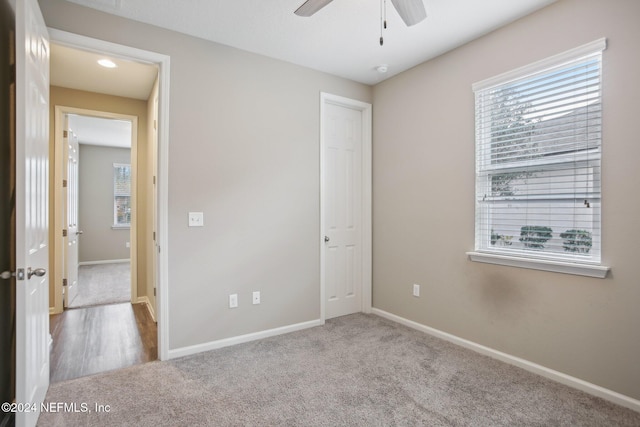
[
  {"xmin": 323, "ymin": 100, "xmax": 365, "ymax": 319},
  {"xmin": 15, "ymin": 0, "xmax": 50, "ymax": 425},
  {"xmin": 63, "ymin": 123, "xmax": 80, "ymax": 307}
]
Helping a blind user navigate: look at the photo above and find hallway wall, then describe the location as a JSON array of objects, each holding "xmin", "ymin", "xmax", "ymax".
[{"xmin": 78, "ymin": 144, "xmax": 132, "ymax": 263}]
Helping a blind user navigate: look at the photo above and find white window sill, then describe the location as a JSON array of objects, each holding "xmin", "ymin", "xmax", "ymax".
[
  {"xmin": 111, "ymin": 224, "xmax": 131, "ymax": 230},
  {"xmin": 466, "ymin": 251, "xmax": 610, "ymax": 279}
]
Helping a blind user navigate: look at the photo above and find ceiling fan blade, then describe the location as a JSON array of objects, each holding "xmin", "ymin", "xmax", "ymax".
[
  {"xmin": 294, "ymin": 0, "xmax": 334, "ymax": 17},
  {"xmin": 390, "ymin": 0, "xmax": 427, "ymax": 26}
]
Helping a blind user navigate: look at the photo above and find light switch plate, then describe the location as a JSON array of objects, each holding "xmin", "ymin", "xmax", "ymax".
[
  {"xmin": 188, "ymin": 212, "xmax": 204, "ymax": 227},
  {"xmin": 229, "ymin": 293, "xmax": 238, "ymax": 308}
]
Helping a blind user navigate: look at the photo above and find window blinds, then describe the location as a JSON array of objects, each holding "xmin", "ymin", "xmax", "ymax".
[{"xmin": 473, "ymin": 40, "xmax": 605, "ymax": 264}]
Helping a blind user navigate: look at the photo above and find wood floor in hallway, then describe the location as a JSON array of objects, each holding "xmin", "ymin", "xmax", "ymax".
[{"xmin": 49, "ymin": 303, "xmax": 157, "ymax": 383}]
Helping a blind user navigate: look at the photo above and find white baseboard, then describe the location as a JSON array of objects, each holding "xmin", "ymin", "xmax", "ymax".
[
  {"xmin": 136, "ymin": 296, "xmax": 156, "ymax": 322},
  {"xmin": 79, "ymin": 259, "xmax": 130, "ymax": 266},
  {"xmin": 167, "ymin": 318, "xmax": 324, "ymax": 360},
  {"xmin": 372, "ymin": 308, "xmax": 640, "ymax": 413}
]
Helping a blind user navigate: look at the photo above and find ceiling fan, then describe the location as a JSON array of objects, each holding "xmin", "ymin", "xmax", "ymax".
[{"xmin": 294, "ymin": 0, "xmax": 427, "ymax": 27}]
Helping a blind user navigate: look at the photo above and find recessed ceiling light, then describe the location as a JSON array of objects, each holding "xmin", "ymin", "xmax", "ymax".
[{"xmin": 98, "ymin": 59, "xmax": 117, "ymax": 68}]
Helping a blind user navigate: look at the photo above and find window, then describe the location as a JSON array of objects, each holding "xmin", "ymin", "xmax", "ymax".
[
  {"xmin": 469, "ymin": 39, "xmax": 609, "ymax": 278},
  {"xmin": 113, "ymin": 163, "xmax": 131, "ymax": 227}
]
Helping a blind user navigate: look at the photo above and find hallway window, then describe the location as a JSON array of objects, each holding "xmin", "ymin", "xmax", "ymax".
[{"xmin": 114, "ymin": 163, "xmax": 131, "ymax": 227}]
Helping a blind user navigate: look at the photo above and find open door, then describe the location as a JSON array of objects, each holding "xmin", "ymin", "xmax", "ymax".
[
  {"xmin": 63, "ymin": 119, "xmax": 80, "ymax": 307},
  {"xmin": 15, "ymin": 0, "xmax": 50, "ymax": 425}
]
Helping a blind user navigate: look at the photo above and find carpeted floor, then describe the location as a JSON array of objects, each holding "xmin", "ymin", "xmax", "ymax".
[
  {"xmin": 68, "ymin": 263, "xmax": 130, "ymax": 308},
  {"xmin": 38, "ymin": 314, "xmax": 640, "ymax": 426}
]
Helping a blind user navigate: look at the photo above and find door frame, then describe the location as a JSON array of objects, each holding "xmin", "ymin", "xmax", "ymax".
[
  {"xmin": 53, "ymin": 106, "xmax": 139, "ymax": 310},
  {"xmin": 48, "ymin": 28, "xmax": 171, "ymax": 360},
  {"xmin": 320, "ymin": 92, "xmax": 372, "ymax": 322}
]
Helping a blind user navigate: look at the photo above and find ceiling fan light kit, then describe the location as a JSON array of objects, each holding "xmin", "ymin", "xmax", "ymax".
[{"xmin": 295, "ymin": 0, "xmax": 427, "ymax": 70}]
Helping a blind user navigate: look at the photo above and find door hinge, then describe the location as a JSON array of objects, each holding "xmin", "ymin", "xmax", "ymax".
[
  {"xmin": 62, "ymin": 229, "xmax": 68, "ymax": 237},
  {"xmin": 63, "ymin": 130, "xmax": 68, "ymax": 138},
  {"xmin": 153, "ymin": 176, "xmax": 156, "ymax": 185},
  {"xmin": 62, "ymin": 278, "xmax": 68, "ymax": 287},
  {"xmin": 153, "ymin": 231, "xmax": 156, "ymax": 241},
  {"xmin": 62, "ymin": 179, "xmax": 68, "ymax": 188},
  {"xmin": 153, "ymin": 288, "xmax": 156, "ymax": 297}
]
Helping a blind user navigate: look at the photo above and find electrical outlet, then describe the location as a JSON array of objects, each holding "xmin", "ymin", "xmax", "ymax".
[
  {"xmin": 229, "ymin": 293, "xmax": 238, "ymax": 308},
  {"xmin": 413, "ymin": 284, "xmax": 420, "ymax": 297},
  {"xmin": 252, "ymin": 291, "xmax": 261, "ymax": 305}
]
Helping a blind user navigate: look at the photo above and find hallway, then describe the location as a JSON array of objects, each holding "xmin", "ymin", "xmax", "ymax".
[
  {"xmin": 49, "ymin": 303, "xmax": 157, "ymax": 383},
  {"xmin": 69, "ymin": 263, "xmax": 131, "ymax": 308}
]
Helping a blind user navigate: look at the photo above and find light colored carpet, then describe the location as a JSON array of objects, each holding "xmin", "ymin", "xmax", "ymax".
[
  {"xmin": 68, "ymin": 263, "xmax": 130, "ymax": 308},
  {"xmin": 38, "ymin": 314, "xmax": 640, "ymax": 426}
]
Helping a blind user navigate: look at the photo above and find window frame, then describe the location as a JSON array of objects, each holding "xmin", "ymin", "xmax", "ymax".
[
  {"xmin": 467, "ymin": 39, "xmax": 610, "ymax": 278},
  {"xmin": 113, "ymin": 162, "xmax": 132, "ymax": 228}
]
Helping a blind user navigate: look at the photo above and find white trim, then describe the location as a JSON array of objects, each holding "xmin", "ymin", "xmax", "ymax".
[
  {"xmin": 466, "ymin": 251, "xmax": 610, "ymax": 278},
  {"xmin": 473, "ymin": 38, "xmax": 607, "ymax": 91},
  {"xmin": 78, "ymin": 259, "xmax": 130, "ymax": 266},
  {"xmin": 156, "ymin": 48, "xmax": 171, "ymax": 363},
  {"xmin": 167, "ymin": 319, "xmax": 324, "ymax": 360},
  {"xmin": 372, "ymin": 308, "xmax": 640, "ymax": 413},
  {"xmin": 320, "ymin": 92, "xmax": 373, "ymax": 321},
  {"xmin": 111, "ymin": 225, "xmax": 131, "ymax": 230},
  {"xmin": 48, "ymin": 28, "xmax": 167, "ymax": 66},
  {"xmin": 137, "ymin": 296, "xmax": 156, "ymax": 322},
  {"xmin": 49, "ymin": 28, "xmax": 171, "ymax": 361}
]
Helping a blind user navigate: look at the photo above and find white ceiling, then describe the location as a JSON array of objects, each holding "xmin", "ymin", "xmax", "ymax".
[
  {"xmin": 68, "ymin": 114, "xmax": 132, "ymax": 148},
  {"xmin": 52, "ymin": 0, "xmax": 557, "ymax": 145},
  {"xmin": 63, "ymin": 0, "xmax": 557, "ymax": 85},
  {"xmin": 50, "ymin": 43, "xmax": 157, "ymax": 100},
  {"xmin": 51, "ymin": 44, "xmax": 150, "ymax": 148}
]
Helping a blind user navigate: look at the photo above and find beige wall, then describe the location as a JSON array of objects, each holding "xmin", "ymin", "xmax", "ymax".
[
  {"xmin": 40, "ymin": 0, "xmax": 372, "ymax": 349},
  {"xmin": 372, "ymin": 0, "xmax": 640, "ymax": 400},
  {"xmin": 48, "ymin": 86, "xmax": 149, "ymax": 309},
  {"xmin": 78, "ymin": 144, "xmax": 131, "ymax": 263}
]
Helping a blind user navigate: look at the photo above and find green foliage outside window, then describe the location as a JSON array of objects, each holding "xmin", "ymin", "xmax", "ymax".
[
  {"xmin": 490, "ymin": 229, "xmax": 513, "ymax": 246},
  {"xmin": 560, "ymin": 229, "xmax": 592, "ymax": 253},
  {"xmin": 519, "ymin": 226, "xmax": 553, "ymax": 250}
]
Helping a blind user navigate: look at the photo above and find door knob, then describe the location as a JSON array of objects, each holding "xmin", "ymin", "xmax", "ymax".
[
  {"xmin": 324, "ymin": 236, "xmax": 330, "ymax": 243},
  {"xmin": 27, "ymin": 267, "xmax": 46, "ymax": 279},
  {"xmin": 76, "ymin": 230, "xmax": 84, "ymax": 235}
]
